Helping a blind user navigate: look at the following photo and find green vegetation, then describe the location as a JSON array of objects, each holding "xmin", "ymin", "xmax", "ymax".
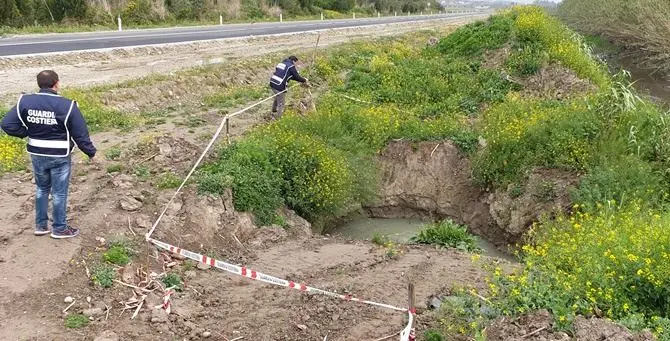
[
  {"xmin": 91, "ymin": 264, "xmax": 116, "ymax": 288},
  {"xmin": 103, "ymin": 245, "xmax": 131, "ymax": 265},
  {"xmin": 134, "ymin": 165, "xmax": 151, "ymax": 180},
  {"xmin": 558, "ymin": 0, "xmax": 670, "ymax": 73},
  {"xmin": 162, "ymin": 273, "xmax": 184, "ymax": 291},
  {"xmin": 410, "ymin": 220, "xmax": 481, "ymax": 253},
  {"xmin": 157, "ymin": 172, "xmax": 182, "ymax": 189},
  {"xmin": 106, "ymin": 164, "xmax": 122, "ymax": 173},
  {"xmin": 0, "ymin": 133, "xmax": 25, "ymax": 173},
  {"xmin": 64, "ymin": 314, "xmax": 89, "ymax": 329},
  {"xmin": 425, "ymin": 289, "xmax": 491, "ymax": 340},
  {"xmin": 104, "ymin": 146, "xmax": 122, "ymax": 160},
  {"xmin": 1, "ymin": 0, "xmax": 440, "ymax": 33},
  {"xmin": 371, "ymin": 232, "xmax": 390, "ymax": 246}
]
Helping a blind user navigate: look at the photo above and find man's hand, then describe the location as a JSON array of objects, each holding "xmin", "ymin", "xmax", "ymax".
[
  {"xmin": 87, "ymin": 155, "xmax": 101, "ymax": 170},
  {"xmin": 302, "ymin": 79, "xmax": 312, "ymax": 88}
]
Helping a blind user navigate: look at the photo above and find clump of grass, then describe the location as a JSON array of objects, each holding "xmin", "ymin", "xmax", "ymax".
[
  {"xmin": 91, "ymin": 264, "xmax": 116, "ymax": 288},
  {"xmin": 106, "ymin": 164, "xmax": 122, "ymax": 173},
  {"xmin": 371, "ymin": 232, "xmax": 390, "ymax": 246},
  {"xmin": 157, "ymin": 172, "xmax": 182, "ymax": 189},
  {"xmin": 64, "ymin": 314, "xmax": 89, "ymax": 329},
  {"xmin": 162, "ymin": 273, "xmax": 184, "ymax": 291},
  {"xmin": 103, "ymin": 245, "xmax": 130, "ymax": 265},
  {"xmin": 104, "ymin": 146, "xmax": 122, "ymax": 160},
  {"xmin": 134, "ymin": 165, "xmax": 151, "ymax": 180},
  {"xmin": 410, "ymin": 219, "xmax": 481, "ymax": 253}
]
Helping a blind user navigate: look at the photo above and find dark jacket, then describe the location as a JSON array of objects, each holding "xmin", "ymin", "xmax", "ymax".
[
  {"xmin": 1, "ymin": 88, "xmax": 96, "ymax": 158},
  {"xmin": 269, "ymin": 58, "xmax": 306, "ymax": 91}
]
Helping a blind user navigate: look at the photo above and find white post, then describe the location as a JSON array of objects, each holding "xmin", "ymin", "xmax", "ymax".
[
  {"xmin": 280, "ymin": 13, "xmax": 283, "ymax": 22},
  {"xmin": 353, "ymin": 12, "xmax": 356, "ymax": 19},
  {"xmin": 430, "ymin": 11, "xmax": 433, "ymax": 15},
  {"xmin": 321, "ymin": 12, "xmax": 324, "ymax": 20},
  {"xmin": 420, "ymin": 11, "xmax": 423, "ymax": 15},
  {"xmin": 219, "ymin": 15, "xmax": 223, "ymax": 25},
  {"xmin": 117, "ymin": 15, "xmax": 122, "ymax": 31},
  {"xmin": 394, "ymin": 11, "xmax": 397, "ymax": 16}
]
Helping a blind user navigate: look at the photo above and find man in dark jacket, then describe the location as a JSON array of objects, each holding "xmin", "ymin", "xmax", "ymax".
[
  {"xmin": 1, "ymin": 70, "xmax": 97, "ymax": 239},
  {"xmin": 269, "ymin": 55, "xmax": 309, "ymax": 120}
]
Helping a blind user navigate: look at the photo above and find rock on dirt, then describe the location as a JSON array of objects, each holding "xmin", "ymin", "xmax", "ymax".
[
  {"xmin": 202, "ymin": 331, "xmax": 212, "ymax": 338},
  {"xmin": 196, "ymin": 262, "xmax": 211, "ymax": 270},
  {"xmin": 82, "ymin": 307, "xmax": 104, "ymax": 317},
  {"xmin": 135, "ymin": 215, "xmax": 153, "ymax": 229},
  {"xmin": 119, "ymin": 196, "xmax": 143, "ymax": 211},
  {"xmin": 93, "ymin": 330, "xmax": 119, "ymax": 341},
  {"xmin": 64, "ymin": 296, "xmax": 74, "ymax": 303},
  {"xmin": 112, "ymin": 174, "xmax": 135, "ymax": 189}
]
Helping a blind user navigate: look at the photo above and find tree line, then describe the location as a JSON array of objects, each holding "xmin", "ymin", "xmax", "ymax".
[{"xmin": 0, "ymin": 0, "xmax": 442, "ymax": 27}]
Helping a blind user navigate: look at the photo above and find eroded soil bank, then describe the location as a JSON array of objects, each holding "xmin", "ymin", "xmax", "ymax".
[{"xmin": 363, "ymin": 140, "xmax": 576, "ymax": 251}]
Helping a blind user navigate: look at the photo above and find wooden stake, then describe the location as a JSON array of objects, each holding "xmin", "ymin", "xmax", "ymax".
[{"xmin": 408, "ymin": 282, "xmax": 415, "ymax": 313}]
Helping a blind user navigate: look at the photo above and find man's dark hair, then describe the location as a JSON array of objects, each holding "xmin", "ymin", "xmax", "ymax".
[
  {"xmin": 37, "ymin": 70, "xmax": 59, "ymax": 89},
  {"xmin": 288, "ymin": 56, "xmax": 299, "ymax": 62}
]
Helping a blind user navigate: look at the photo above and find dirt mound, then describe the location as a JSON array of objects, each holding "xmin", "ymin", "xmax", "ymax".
[
  {"xmin": 487, "ymin": 310, "xmax": 655, "ymax": 341},
  {"xmin": 521, "ymin": 64, "xmax": 597, "ymax": 100},
  {"xmin": 482, "ymin": 45, "xmax": 512, "ymax": 69},
  {"xmin": 486, "ymin": 168, "xmax": 578, "ymax": 240}
]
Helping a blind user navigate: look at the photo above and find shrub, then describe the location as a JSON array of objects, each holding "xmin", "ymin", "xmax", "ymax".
[
  {"xmin": 0, "ymin": 133, "xmax": 25, "ymax": 173},
  {"xmin": 435, "ymin": 14, "xmax": 514, "ymax": 58},
  {"xmin": 490, "ymin": 204, "xmax": 670, "ymax": 335},
  {"xmin": 198, "ymin": 140, "xmax": 283, "ymax": 226},
  {"xmin": 474, "ymin": 96, "xmax": 599, "ymax": 186},
  {"xmin": 410, "ymin": 219, "xmax": 481, "ymax": 253}
]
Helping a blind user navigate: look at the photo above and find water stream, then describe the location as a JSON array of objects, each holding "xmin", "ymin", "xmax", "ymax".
[
  {"xmin": 615, "ymin": 55, "xmax": 670, "ymax": 105},
  {"xmin": 334, "ymin": 217, "xmax": 515, "ymax": 261}
]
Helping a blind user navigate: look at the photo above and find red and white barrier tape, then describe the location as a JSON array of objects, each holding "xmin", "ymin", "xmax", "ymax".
[
  {"xmin": 156, "ymin": 287, "xmax": 175, "ymax": 314},
  {"xmin": 148, "ymin": 237, "xmax": 416, "ymax": 341},
  {"xmin": 142, "ymin": 83, "xmax": 416, "ymax": 339}
]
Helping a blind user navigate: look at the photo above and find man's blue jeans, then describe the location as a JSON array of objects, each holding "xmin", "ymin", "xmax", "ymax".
[{"xmin": 31, "ymin": 155, "xmax": 71, "ymax": 233}]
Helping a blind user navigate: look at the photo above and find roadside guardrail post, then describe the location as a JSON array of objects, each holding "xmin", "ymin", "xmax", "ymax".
[
  {"xmin": 219, "ymin": 15, "xmax": 223, "ymax": 25},
  {"xmin": 117, "ymin": 15, "xmax": 122, "ymax": 31},
  {"xmin": 321, "ymin": 12, "xmax": 324, "ymax": 20},
  {"xmin": 280, "ymin": 13, "xmax": 283, "ymax": 22}
]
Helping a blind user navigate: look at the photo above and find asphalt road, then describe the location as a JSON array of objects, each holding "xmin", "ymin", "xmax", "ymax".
[{"xmin": 0, "ymin": 13, "xmax": 484, "ymax": 57}]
